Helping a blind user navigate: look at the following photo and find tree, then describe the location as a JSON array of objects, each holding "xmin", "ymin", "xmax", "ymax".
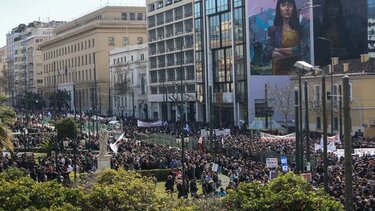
[
  {"xmin": 55, "ymin": 117, "xmax": 78, "ymax": 142},
  {"xmin": 20, "ymin": 91, "xmax": 46, "ymax": 112},
  {"xmin": 0, "ymin": 168, "xmax": 84, "ymax": 210},
  {"xmin": 49, "ymin": 90, "xmax": 71, "ymax": 112},
  {"xmin": 224, "ymin": 172, "xmax": 344, "ymax": 211},
  {"xmin": 0, "ymin": 96, "xmax": 16, "ymax": 152},
  {"xmin": 268, "ymin": 82, "xmax": 294, "ymax": 132}
]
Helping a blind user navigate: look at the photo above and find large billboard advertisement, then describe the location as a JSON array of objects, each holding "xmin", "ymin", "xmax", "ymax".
[
  {"xmin": 313, "ymin": 0, "xmax": 368, "ymax": 66},
  {"xmin": 248, "ymin": 0, "xmax": 311, "ymax": 75}
]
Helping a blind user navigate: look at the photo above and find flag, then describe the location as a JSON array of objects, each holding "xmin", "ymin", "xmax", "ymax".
[
  {"xmin": 327, "ymin": 142, "xmax": 336, "ymax": 152},
  {"xmin": 183, "ymin": 123, "xmax": 191, "ymax": 133},
  {"xmin": 110, "ymin": 132, "xmax": 125, "ymax": 154}
]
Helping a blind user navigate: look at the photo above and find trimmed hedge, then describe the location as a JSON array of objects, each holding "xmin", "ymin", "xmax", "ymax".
[{"xmin": 136, "ymin": 169, "xmax": 171, "ymax": 182}]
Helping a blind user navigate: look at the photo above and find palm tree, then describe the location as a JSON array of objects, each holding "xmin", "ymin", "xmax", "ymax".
[{"xmin": 0, "ymin": 96, "xmax": 16, "ymax": 152}]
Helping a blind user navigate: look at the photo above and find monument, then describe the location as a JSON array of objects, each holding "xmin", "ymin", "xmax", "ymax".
[{"xmin": 97, "ymin": 129, "xmax": 111, "ymax": 172}]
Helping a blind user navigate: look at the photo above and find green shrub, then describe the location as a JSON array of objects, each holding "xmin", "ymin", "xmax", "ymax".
[{"xmin": 224, "ymin": 172, "xmax": 344, "ymax": 211}]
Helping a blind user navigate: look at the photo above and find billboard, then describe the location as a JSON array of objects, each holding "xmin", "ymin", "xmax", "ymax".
[
  {"xmin": 313, "ymin": 0, "xmax": 368, "ymax": 65},
  {"xmin": 248, "ymin": 0, "xmax": 312, "ymax": 75}
]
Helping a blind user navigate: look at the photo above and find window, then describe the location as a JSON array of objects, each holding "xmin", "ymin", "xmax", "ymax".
[
  {"xmin": 317, "ymin": 117, "xmax": 321, "ymax": 129},
  {"xmin": 314, "ymin": 84, "xmax": 321, "ymax": 106},
  {"xmin": 148, "ymin": 3, "xmax": 155, "ymax": 12},
  {"xmin": 130, "ymin": 13, "xmax": 135, "ymax": 20},
  {"xmin": 334, "ymin": 117, "xmax": 339, "ymax": 130},
  {"xmin": 108, "ymin": 37, "xmax": 115, "ymax": 46},
  {"xmin": 157, "ymin": 1, "xmax": 164, "ymax": 9},
  {"xmin": 140, "ymin": 54, "xmax": 145, "ymax": 61},
  {"xmin": 123, "ymin": 37, "xmax": 129, "ymax": 46},
  {"xmin": 166, "ymin": 0, "xmax": 173, "ymax": 6},
  {"xmin": 150, "ymin": 71, "xmax": 158, "ymax": 83},
  {"xmin": 137, "ymin": 13, "xmax": 143, "ymax": 20},
  {"xmin": 122, "ymin": 13, "xmax": 127, "ymax": 20},
  {"xmin": 137, "ymin": 37, "xmax": 143, "ymax": 44}
]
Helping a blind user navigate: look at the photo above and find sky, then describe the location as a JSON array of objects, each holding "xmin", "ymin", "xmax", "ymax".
[{"xmin": 0, "ymin": 0, "xmax": 146, "ymax": 47}]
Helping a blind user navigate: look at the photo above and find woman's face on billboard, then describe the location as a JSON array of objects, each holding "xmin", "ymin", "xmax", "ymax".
[{"xmin": 280, "ymin": 1, "xmax": 294, "ymax": 19}]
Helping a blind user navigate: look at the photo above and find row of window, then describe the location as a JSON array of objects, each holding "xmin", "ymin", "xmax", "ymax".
[
  {"xmin": 121, "ymin": 12, "xmax": 145, "ymax": 21},
  {"xmin": 44, "ymin": 53, "xmax": 94, "ymax": 73},
  {"xmin": 43, "ymin": 39, "xmax": 95, "ymax": 60},
  {"xmin": 149, "ymin": 84, "xmax": 195, "ymax": 95},
  {"xmin": 149, "ymin": 50, "xmax": 194, "ymax": 69},
  {"xmin": 150, "ymin": 66, "xmax": 195, "ymax": 83},
  {"xmin": 149, "ymin": 36, "xmax": 194, "ymax": 55},
  {"xmin": 148, "ymin": 19, "xmax": 193, "ymax": 42},
  {"xmin": 112, "ymin": 53, "xmax": 146, "ymax": 65},
  {"xmin": 147, "ymin": 3, "xmax": 192, "ymax": 28},
  {"xmin": 108, "ymin": 37, "xmax": 143, "ymax": 46},
  {"xmin": 44, "ymin": 69, "xmax": 94, "ymax": 86},
  {"xmin": 148, "ymin": 0, "xmax": 182, "ymax": 12}
]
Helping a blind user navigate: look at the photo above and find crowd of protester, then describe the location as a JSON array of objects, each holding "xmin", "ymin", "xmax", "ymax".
[{"xmin": 1, "ymin": 116, "xmax": 374, "ymax": 209}]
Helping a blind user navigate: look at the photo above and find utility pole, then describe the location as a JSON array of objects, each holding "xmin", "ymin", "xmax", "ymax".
[
  {"xmin": 298, "ymin": 68, "xmax": 303, "ymax": 171},
  {"xmin": 265, "ymin": 84, "xmax": 268, "ymax": 129},
  {"xmin": 343, "ymin": 75, "xmax": 353, "ymax": 211},
  {"xmin": 294, "ymin": 88, "xmax": 300, "ymax": 172},
  {"xmin": 322, "ymin": 70, "xmax": 328, "ymax": 192},
  {"xmin": 339, "ymin": 84, "xmax": 343, "ymax": 140},
  {"xmin": 330, "ymin": 64, "xmax": 334, "ymax": 135},
  {"xmin": 132, "ymin": 90, "xmax": 135, "ymax": 119},
  {"xmin": 304, "ymin": 80, "xmax": 310, "ymax": 171}
]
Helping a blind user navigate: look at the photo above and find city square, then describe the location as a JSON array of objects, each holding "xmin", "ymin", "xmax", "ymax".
[{"xmin": 0, "ymin": 0, "xmax": 375, "ymax": 210}]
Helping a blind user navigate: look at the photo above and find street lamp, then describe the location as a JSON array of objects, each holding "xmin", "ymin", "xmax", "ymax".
[
  {"xmin": 343, "ymin": 75, "xmax": 353, "ymax": 210},
  {"xmin": 294, "ymin": 61, "xmax": 328, "ymax": 192},
  {"xmin": 318, "ymin": 37, "xmax": 334, "ymax": 135}
]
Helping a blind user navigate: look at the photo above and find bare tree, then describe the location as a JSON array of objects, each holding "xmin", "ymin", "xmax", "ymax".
[
  {"xmin": 113, "ymin": 63, "xmax": 133, "ymax": 95},
  {"xmin": 268, "ymin": 82, "xmax": 294, "ymax": 130}
]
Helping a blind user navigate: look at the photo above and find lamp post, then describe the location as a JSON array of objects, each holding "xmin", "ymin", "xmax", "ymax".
[
  {"xmin": 294, "ymin": 87, "xmax": 300, "ymax": 172},
  {"xmin": 318, "ymin": 37, "xmax": 334, "ymax": 135},
  {"xmin": 321, "ymin": 68, "xmax": 328, "ymax": 193},
  {"xmin": 304, "ymin": 80, "xmax": 310, "ymax": 171},
  {"xmin": 343, "ymin": 75, "xmax": 353, "ymax": 211},
  {"xmin": 294, "ymin": 61, "xmax": 327, "ymax": 179}
]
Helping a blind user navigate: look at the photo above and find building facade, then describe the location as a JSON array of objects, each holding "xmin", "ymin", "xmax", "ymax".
[
  {"xmin": 295, "ymin": 55, "xmax": 375, "ymax": 136},
  {"xmin": 0, "ymin": 46, "xmax": 7, "ymax": 97},
  {"xmin": 5, "ymin": 21, "xmax": 63, "ymax": 105},
  {"xmin": 146, "ymin": 0, "xmax": 196, "ymax": 122},
  {"xmin": 39, "ymin": 6, "xmax": 147, "ymax": 115},
  {"xmin": 109, "ymin": 44, "xmax": 148, "ymax": 119},
  {"xmin": 195, "ymin": 0, "xmax": 247, "ymax": 126}
]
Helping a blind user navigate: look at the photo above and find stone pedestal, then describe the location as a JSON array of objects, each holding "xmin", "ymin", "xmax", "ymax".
[{"xmin": 97, "ymin": 154, "xmax": 111, "ymax": 172}]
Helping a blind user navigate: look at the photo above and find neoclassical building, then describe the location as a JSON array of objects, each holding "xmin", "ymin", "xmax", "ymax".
[{"xmin": 40, "ymin": 6, "xmax": 147, "ymax": 115}]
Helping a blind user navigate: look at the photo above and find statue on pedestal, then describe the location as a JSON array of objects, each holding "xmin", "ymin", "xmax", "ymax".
[{"xmin": 98, "ymin": 129, "xmax": 109, "ymax": 157}]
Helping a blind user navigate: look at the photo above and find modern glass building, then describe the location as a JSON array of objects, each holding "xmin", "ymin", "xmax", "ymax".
[{"xmin": 194, "ymin": 0, "xmax": 247, "ymax": 126}]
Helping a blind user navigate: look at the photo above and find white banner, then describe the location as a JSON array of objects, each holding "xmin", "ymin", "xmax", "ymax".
[
  {"xmin": 137, "ymin": 120, "xmax": 163, "ymax": 127},
  {"xmin": 200, "ymin": 129, "xmax": 208, "ymax": 138},
  {"xmin": 336, "ymin": 148, "xmax": 375, "ymax": 158},
  {"xmin": 260, "ymin": 132, "xmax": 295, "ymax": 141},
  {"xmin": 266, "ymin": 158, "xmax": 278, "ymax": 168}
]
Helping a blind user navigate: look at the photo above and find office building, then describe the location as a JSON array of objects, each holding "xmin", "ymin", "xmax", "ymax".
[
  {"xmin": 40, "ymin": 6, "xmax": 147, "ymax": 115},
  {"xmin": 195, "ymin": 0, "xmax": 248, "ymax": 126},
  {"xmin": 146, "ymin": 0, "xmax": 196, "ymax": 122}
]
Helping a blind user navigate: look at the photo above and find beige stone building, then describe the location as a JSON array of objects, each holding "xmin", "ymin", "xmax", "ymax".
[
  {"xmin": 295, "ymin": 55, "xmax": 375, "ymax": 136},
  {"xmin": 40, "ymin": 6, "xmax": 147, "ymax": 115}
]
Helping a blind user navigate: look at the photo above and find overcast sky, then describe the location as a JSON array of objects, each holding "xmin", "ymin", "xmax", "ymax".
[{"xmin": 0, "ymin": 0, "xmax": 146, "ymax": 47}]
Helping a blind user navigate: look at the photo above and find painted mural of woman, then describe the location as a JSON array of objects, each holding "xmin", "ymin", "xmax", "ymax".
[{"xmin": 264, "ymin": 0, "xmax": 308, "ymax": 75}]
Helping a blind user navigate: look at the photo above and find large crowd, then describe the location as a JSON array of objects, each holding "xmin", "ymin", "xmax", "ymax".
[{"xmin": 0, "ymin": 115, "xmax": 374, "ymax": 209}]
